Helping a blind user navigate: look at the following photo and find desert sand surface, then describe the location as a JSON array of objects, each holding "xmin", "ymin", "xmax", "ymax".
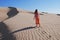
[{"xmin": 0, "ymin": 7, "xmax": 60, "ymax": 40}]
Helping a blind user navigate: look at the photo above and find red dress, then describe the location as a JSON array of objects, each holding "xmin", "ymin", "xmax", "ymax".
[{"xmin": 35, "ymin": 14, "xmax": 40, "ymax": 24}]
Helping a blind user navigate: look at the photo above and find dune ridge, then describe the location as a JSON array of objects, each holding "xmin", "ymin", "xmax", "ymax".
[{"xmin": 0, "ymin": 7, "xmax": 60, "ymax": 40}]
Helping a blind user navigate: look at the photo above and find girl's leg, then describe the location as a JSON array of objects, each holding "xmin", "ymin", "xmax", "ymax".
[
  {"xmin": 36, "ymin": 24, "xmax": 40, "ymax": 27},
  {"xmin": 39, "ymin": 20, "xmax": 40, "ymax": 27},
  {"xmin": 39, "ymin": 24, "xmax": 40, "ymax": 27}
]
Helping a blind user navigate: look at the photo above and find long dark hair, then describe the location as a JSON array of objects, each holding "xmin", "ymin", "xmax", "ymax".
[{"xmin": 34, "ymin": 9, "xmax": 38, "ymax": 15}]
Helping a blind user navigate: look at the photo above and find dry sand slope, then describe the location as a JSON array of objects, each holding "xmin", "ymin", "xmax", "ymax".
[
  {"xmin": 0, "ymin": 7, "xmax": 60, "ymax": 40},
  {"xmin": 0, "ymin": 7, "xmax": 9, "ymax": 22}
]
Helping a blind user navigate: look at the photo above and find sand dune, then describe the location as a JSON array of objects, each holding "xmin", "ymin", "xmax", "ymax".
[
  {"xmin": 0, "ymin": 7, "xmax": 60, "ymax": 40},
  {"xmin": 0, "ymin": 7, "xmax": 9, "ymax": 22}
]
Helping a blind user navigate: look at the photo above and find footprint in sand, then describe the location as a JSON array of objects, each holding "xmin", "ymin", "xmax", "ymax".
[{"xmin": 49, "ymin": 35, "xmax": 51, "ymax": 38}]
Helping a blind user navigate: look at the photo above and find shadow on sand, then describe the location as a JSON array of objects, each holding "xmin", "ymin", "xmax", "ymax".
[
  {"xmin": 1, "ymin": 7, "xmax": 19, "ymax": 22},
  {"xmin": 7, "ymin": 7, "xmax": 19, "ymax": 18},
  {"xmin": 11, "ymin": 26, "xmax": 36, "ymax": 34},
  {"xmin": 0, "ymin": 22, "xmax": 16, "ymax": 40},
  {"xmin": 0, "ymin": 22, "xmax": 36, "ymax": 40},
  {"xmin": 56, "ymin": 14, "xmax": 60, "ymax": 16}
]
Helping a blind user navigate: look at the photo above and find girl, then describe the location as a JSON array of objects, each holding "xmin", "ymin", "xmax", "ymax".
[{"xmin": 34, "ymin": 9, "xmax": 40, "ymax": 27}]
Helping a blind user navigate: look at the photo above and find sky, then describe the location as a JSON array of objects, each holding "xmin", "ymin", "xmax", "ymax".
[{"xmin": 0, "ymin": 0, "xmax": 60, "ymax": 14}]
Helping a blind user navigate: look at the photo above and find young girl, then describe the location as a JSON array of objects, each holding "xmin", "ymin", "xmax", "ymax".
[{"xmin": 34, "ymin": 9, "xmax": 40, "ymax": 27}]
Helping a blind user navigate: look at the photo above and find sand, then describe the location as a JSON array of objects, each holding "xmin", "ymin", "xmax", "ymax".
[
  {"xmin": 0, "ymin": 7, "xmax": 9, "ymax": 22},
  {"xmin": 0, "ymin": 7, "xmax": 60, "ymax": 40}
]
